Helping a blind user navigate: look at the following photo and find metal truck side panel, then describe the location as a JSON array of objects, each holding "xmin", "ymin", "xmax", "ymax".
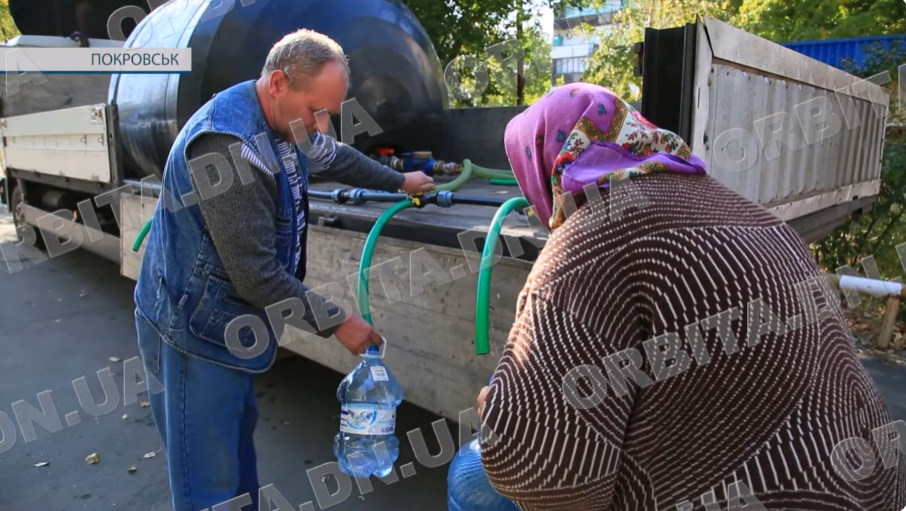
[{"xmin": 693, "ymin": 17, "xmax": 889, "ymax": 222}]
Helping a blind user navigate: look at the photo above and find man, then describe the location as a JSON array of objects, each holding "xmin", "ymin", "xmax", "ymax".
[{"xmin": 133, "ymin": 29, "xmax": 434, "ymax": 511}]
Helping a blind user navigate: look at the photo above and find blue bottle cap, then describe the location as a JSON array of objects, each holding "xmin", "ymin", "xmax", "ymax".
[{"xmin": 365, "ymin": 337, "xmax": 388, "ymax": 358}]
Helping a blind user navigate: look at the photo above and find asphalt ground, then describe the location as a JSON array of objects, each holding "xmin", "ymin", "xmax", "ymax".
[{"xmin": 0, "ymin": 206, "xmax": 451, "ymax": 510}]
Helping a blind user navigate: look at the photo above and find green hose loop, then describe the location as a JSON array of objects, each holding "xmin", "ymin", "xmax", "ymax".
[
  {"xmin": 435, "ymin": 159, "xmax": 473, "ymax": 191},
  {"xmin": 475, "ymin": 196, "xmax": 529, "ymax": 356},
  {"xmin": 358, "ymin": 200, "xmax": 416, "ymax": 326},
  {"xmin": 489, "ymin": 178, "xmax": 518, "ymax": 186},
  {"xmin": 133, "ymin": 218, "xmax": 153, "ymax": 252}
]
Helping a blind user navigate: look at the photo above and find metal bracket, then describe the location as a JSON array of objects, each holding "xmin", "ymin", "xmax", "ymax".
[
  {"xmin": 90, "ymin": 106, "xmax": 104, "ymax": 124},
  {"xmin": 632, "ymin": 42, "xmax": 644, "ymax": 77},
  {"xmin": 317, "ymin": 215, "xmax": 339, "ymax": 227}
]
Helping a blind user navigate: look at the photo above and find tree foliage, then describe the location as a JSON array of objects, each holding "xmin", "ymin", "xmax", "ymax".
[
  {"xmin": 735, "ymin": 0, "xmax": 906, "ymax": 42},
  {"xmin": 580, "ymin": 0, "xmax": 736, "ymax": 100},
  {"xmin": 402, "ymin": 0, "xmax": 517, "ymax": 68},
  {"xmin": 0, "ymin": 0, "xmax": 20, "ymax": 41},
  {"xmin": 447, "ymin": 21, "xmax": 555, "ymax": 107},
  {"xmin": 579, "ymin": 0, "xmax": 905, "ymax": 100},
  {"xmin": 402, "ymin": 0, "xmax": 585, "ymax": 107}
]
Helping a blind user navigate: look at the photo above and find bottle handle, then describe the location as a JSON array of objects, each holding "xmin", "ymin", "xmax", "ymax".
[{"xmin": 368, "ymin": 336, "xmax": 388, "ymax": 359}]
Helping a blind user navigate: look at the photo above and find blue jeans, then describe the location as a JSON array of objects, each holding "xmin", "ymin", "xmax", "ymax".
[{"xmin": 135, "ymin": 309, "xmax": 260, "ymax": 511}]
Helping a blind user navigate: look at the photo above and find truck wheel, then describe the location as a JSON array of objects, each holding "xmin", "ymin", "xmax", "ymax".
[
  {"xmin": 10, "ymin": 183, "xmax": 25, "ymax": 227},
  {"xmin": 9, "ymin": 182, "xmax": 46, "ymax": 250}
]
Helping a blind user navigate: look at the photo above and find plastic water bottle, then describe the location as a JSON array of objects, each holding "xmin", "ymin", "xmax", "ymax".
[
  {"xmin": 333, "ymin": 338, "xmax": 403, "ymax": 478},
  {"xmin": 447, "ymin": 376, "xmax": 520, "ymax": 510},
  {"xmin": 447, "ymin": 439, "xmax": 520, "ymax": 511}
]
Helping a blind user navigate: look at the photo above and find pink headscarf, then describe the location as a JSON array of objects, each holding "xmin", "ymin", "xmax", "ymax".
[{"xmin": 504, "ymin": 83, "xmax": 707, "ymax": 230}]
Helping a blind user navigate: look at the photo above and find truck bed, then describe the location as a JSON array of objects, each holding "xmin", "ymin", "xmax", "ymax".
[{"xmin": 307, "ymin": 180, "xmax": 542, "ymax": 256}]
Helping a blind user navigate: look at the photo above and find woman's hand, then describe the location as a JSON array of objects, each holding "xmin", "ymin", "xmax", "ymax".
[{"xmin": 477, "ymin": 385, "xmax": 491, "ymax": 416}]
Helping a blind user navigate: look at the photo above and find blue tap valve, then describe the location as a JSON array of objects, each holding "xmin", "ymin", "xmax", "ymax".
[{"xmin": 422, "ymin": 159, "xmax": 436, "ymax": 177}]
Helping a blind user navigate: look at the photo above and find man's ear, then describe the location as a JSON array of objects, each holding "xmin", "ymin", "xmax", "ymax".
[{"xmin": 268, "ymin": 70, "xmax": 289, "ymax": 95}]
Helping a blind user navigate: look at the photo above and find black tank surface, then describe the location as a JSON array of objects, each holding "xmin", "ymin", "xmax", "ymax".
[
  {"xmin": 109, "ymin": 0, "xmax": 449, "ymax": 179},
  {"xmin": 8, "ymin": 0, "xmax": 146, "ymax": 39}
]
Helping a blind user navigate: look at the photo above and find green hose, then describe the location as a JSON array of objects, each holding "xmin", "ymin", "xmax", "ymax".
[
  {"xmin": 475, "ymin": 170, "xmax": 514, "ymax": 180},
  {"xmin": 134, "ymin": 195, "xmax": 409, "ymax": 348},
  {"xmin": 128, "ymin": 158, "xmax": 478, "ymax": 253},
  {"xmin": 489, "ymin": 178, "xmax": 518, "ymax": 186},
  {"xmin": 358, "ymin": 200, "xmax": 415, "ymax": 326},
  {"xmin": 435, "ymin": 159, "xmax": 473, "ymax": 192},
  {"xmin": 133, "ymin": 178, "xmax": 521, "ymax": 356},
  {"xmin": 475, "ymin": 196, "xmax": 529, "ymax": 356},
  {"xmin": 471, "ymin": 163, "xmax": 514, "ymax": 180},
  {"xmin": 133, "ymin": 218, "xmax": 152, "ymax": 252}
]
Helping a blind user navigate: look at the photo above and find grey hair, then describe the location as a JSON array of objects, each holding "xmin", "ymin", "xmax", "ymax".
[{"xmin": 261, "ymin": 29, "xmax": 349, "ymax": 90}]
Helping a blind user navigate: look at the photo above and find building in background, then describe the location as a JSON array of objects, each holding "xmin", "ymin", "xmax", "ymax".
[{"xmin": 551, "ymin": 1, "xmax": 623, "ymax": 84}]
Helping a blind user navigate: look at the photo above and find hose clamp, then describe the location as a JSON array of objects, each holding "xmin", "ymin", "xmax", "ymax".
[{"xmin": 331, "ymin": 189, "xmax": 345, "ymax": 204}]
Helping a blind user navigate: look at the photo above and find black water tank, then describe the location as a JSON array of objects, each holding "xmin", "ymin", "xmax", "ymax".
[{"xmin": 109, "ymin": 0, "xmax": 449, "ymax": 179}]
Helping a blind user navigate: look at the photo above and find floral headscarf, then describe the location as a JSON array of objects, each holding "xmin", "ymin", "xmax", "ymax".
[{"xmin": 503, "ymin": 83, "xmax": 707, "ymax": 230}]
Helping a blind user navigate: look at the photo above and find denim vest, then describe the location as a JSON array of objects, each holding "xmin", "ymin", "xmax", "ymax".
[{"xmin": 134, "ymin": 80, "xmax": 307, "ymax": 373}]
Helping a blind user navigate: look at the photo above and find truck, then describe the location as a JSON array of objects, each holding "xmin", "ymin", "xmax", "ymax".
[{"xmin": 0, "ymin": 2, "xmax": 892, "ymax": 422}]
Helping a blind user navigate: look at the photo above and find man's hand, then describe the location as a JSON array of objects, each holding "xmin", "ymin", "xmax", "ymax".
[
  {"xmin": 333, "ymin": 313, "xmax": 383, "ymax": 355},
  {"xmin": 477, "ymin": 385, "xmax": 491, "ymax": 416},
  {"xmin": 401, "ymin": 171, "xmax": 435, "ymax": 194}
]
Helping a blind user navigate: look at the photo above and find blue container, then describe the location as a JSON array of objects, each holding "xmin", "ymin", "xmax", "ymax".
[
  {"xmin": 447, "ymin": 439, "xmax": 521, "ymax": 511},
  {"xmin": 448, "ymin": 376, "xmax": 519, "ymax": 511},
  {"xmin": 781, "ymin": 35, "xmax": 906, "ymax": 72}
]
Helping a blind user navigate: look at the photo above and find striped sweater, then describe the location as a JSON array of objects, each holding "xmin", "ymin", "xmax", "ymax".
[
  {"xmin": 241, "ymin": 138, "xmax": 308, "ymax": 273},
  {"xmin": 480, "ymin": 173, "xmax": 906, "ymax": 510}
]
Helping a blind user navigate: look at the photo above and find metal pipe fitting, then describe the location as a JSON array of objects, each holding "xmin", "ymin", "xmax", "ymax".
[
  {"xmin": 349, "ymin": 189, "xmax": 367, "ymax": 205},
  {"xmin": 436, "ymin": 190, "xmax": 454, "ymax": 208}
]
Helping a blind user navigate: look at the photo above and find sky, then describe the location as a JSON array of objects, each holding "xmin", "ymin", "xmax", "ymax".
[
  {"xmin": 539, "ymin": 6, "xmax": 555, "ymax": 39},
  {"xmin": 503, "ymin": 2, "xmax": 556, "ymax": 41}
]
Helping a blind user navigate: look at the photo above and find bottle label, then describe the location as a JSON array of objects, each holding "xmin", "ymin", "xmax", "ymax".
[
  {"xmin": 370, "ymin": 366, "xmax": 389, "ymax": 381},
  {"xmin": 340, "ymin": 404, "xmax": 396, "ymax": 435}
]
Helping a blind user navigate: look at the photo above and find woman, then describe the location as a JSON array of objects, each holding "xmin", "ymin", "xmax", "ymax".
[{"xmin": 460, "ymin": 83, "xmax": 904, "ymax": 510}]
